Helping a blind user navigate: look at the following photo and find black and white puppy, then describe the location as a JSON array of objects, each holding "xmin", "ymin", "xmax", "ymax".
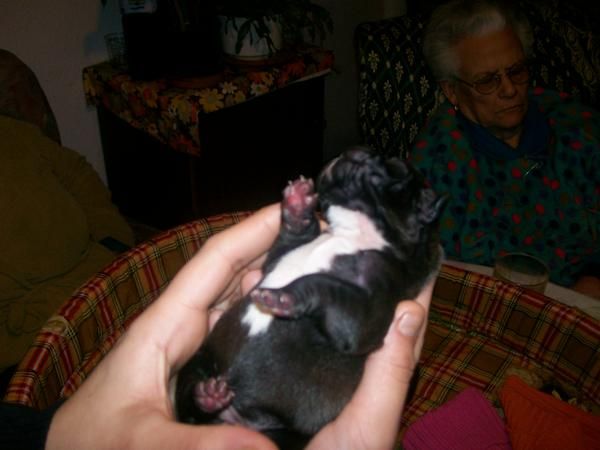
[{"xmin": 174, "ymin": 148, "xmax": 445, "ymax": 446}]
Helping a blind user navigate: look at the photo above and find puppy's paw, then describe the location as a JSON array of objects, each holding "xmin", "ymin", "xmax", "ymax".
[
  {"xmin": 194, "ymin": 376, "xmax": 234, "ymax": 413},
  {"xmin": 250, "ymin": 288, "xmax": 298, "ymax": 317},
  {"xmin": 282, "ymin": 177, "xmax": 318, "ymax": 232}
]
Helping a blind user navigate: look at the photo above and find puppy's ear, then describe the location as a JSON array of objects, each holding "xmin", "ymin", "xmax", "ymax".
[
  {"xmin": 418, "ymin": 191, "xmax": 448, "ymax": 225},
  {"xmin": 385, "ymin": 158, "xmax": 413, "ymax": 194}
]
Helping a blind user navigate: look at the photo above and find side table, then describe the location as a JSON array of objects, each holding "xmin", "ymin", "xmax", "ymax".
[{"xmin": 83, "ymin": 46, "xmax": 334, "ymax": 229}]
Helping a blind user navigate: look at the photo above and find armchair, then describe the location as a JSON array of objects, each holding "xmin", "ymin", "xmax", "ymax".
[
  {"xmin": 356, "ymin": 0, "xmax": 599, "ymax": 159},
  {"xmin": 0, "ymin": 49, "xmax": 135, "ymax": 374},
  {"xmin": 3, "ymin": 211, "xmax": 599, "ymax": 447},
  {"xmin": 3, "ymin": 212, "xmax": 251, "ymax": 409}
]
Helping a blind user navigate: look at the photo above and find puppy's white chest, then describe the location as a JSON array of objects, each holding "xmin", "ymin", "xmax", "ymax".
[
  {"xmin": 242, "ymin": 206, "xmax": 388, "ymax": 336},
  {"xmin": 260, "ymin": 206, "xmax": 388, "ymax": 289}
]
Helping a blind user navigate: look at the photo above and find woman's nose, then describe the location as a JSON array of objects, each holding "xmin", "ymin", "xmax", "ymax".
[{"xmin": 497, "ymin": 73, "xmax": 517, "ymax": 97}]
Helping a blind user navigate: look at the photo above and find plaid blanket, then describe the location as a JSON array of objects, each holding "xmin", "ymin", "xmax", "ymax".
[
  {"xmin": 4, "ymin": 213, "xmax": 599, "ymax": 441},
  {"xmin": 403, "ymin": 264, "xmax": 600, "ymax": 438}
]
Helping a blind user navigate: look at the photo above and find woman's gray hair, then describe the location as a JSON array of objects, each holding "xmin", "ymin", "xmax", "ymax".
[{"xmin": 423, "ymin": 0, "xmax": 533, "ymax": 81}]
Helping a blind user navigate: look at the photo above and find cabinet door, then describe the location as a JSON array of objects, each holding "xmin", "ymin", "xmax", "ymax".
[
  {"xmin": 99, "ymin": 76, "xmax": 326, "ymax": 229},
  {"xmin": 195, "ymin": 76, "xmax": 326, "ymax": 217}
]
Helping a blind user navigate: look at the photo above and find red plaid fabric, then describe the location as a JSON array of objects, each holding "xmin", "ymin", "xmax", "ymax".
[
  {"xmin": 3, "ymin": 212, "xmax": 251, "ymax": 409},
  {"xmin": 401, "ymin": 264, "xmax": 600, "ymax": 440},
  {"xmin": 4, "ymin": 214, "xmax": 599, "ymax": 449}
]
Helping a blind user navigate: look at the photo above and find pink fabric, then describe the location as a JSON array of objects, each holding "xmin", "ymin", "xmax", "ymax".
[{"xmin": 403, "ymin": 387, "xmax": 511, "ymax": 450}]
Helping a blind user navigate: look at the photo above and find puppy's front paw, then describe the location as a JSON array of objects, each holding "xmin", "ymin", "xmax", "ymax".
[
  {"xmin": 250, "ymin": 288, "xmax": 298, "ymax": 317},
  {"xmin": 282, "ymin": 177, "xmax": 318, "ymax": 232},
  {"xmin": 194, "ymin": 376, "xmax": 234, "ymax": 413}
]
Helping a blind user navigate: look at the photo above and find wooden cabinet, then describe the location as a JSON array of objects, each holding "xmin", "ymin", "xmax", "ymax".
[
  {"xmin": 97, "ymin": 76, "xmax": 326, "ymax": 229},
  {"xmin": 84, "ymin": 47, "xmax": 333, "ymax": 229}
]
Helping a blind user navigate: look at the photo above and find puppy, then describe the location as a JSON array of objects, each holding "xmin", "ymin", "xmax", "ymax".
[{"xmin": 174, "ymin": 148, "xmax": 445, "ymax": 446}]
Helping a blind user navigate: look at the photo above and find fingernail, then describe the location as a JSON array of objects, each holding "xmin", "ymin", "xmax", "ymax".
[{"xmin": 397, "ymin": 312, "xmax": 421, "ymax": 337}]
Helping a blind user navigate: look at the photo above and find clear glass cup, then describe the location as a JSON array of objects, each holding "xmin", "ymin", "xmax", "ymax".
[{"xmin": 493, "ymin": 252, "xmax": 549, "ymax": 293}]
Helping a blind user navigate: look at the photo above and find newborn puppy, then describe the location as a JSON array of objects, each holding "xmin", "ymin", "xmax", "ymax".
[{"xmin": 174, "ymin": 148, "xmax": 445, "ymax": 446}]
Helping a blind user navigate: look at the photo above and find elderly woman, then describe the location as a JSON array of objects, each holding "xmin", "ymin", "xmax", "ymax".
[{"xmin": 410, "ymin": 0, "xmax": 600, "ymax": 296}]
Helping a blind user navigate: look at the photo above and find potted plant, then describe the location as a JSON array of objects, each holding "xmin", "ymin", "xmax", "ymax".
[
  {"xmin": 215, "ymin": 0, "xmax": 333, "ymax": 60},
  {"xmin": 103, "ymin": 0, "xmax": 333, "ymax": 61}
]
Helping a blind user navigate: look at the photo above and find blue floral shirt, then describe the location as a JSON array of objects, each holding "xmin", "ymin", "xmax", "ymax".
[{"xmin": 410, "ymin": 88, "xmax": 600, "ymax": 286}]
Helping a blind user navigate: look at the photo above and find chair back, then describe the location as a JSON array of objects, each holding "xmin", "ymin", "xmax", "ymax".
[
  {"xmin": 0, "ymin": 49, "xmax": 61, "ymax": 143},
  {"xmin": 355, "ymin": 1, "xmax": 599, "ymax": 159}
]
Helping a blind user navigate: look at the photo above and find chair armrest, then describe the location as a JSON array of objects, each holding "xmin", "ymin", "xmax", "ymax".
[{"xmin": 3, "ymin": 212, "xmax": 252, "ymax": 409}]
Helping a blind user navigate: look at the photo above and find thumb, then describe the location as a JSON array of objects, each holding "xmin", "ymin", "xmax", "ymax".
[
  {"xmin": 361, "ymin": 300, "xmax": 426, "ymax": 415},
  {"xmin": 337, "ymin": 300, "xmax": 428, "ymax": 449}
]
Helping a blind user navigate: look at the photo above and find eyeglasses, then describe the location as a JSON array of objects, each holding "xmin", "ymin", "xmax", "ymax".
[{"xmin": 454, "ymin": 61, "xmax": 530, "ymax": 95}]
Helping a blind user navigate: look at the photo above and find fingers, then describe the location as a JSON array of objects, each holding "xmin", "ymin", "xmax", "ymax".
[
  {"xmin": 241, "ymin": 269, "xmax": 263, "ymax": 295},
  {"xmin": 350, "ymin": 301, "xmax": 428, "ymax": 448},
  {"xmin": 162, "ymin": 203, "xmax": 281, "ymax": 310},
  {"xmin": 308, "ymin": 280, "xmax": 434, "ymax": 450},
  {"xmin": 130, "ymin": 419, "xmax": 278, "ymax": 450},
  {"xmin": 129, "ymin": 204, "xmax": 280, "ymax": 364},
  {"xmin": 208, "ymin": 308, "xmax": 225, "ymax": 331},
  {"xmin": 208, "ymin": 269, "xmax": 263, "ymax": 332},
  {"xmin": 407, "ymin": 279, "xmax": 435, "ymax": 361},
  {"xmin": 47, "ymin": 405, "xmax": 278, "ymax": 450}
]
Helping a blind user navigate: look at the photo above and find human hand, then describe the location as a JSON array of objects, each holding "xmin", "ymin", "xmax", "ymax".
[
  {"xmin": 572, "ymin": 275, "xmax": 600, "ymax": 299},
  {"xmin": 307, "ymin": 280, "xmax": 434, "ymax": 450},
  {"xmin": 46, "ymin": 202, "xmax": 434, "ymax": 450},
  {"xmin": 46, "ymin": 204, "xmax": 282, "ymax": 450}
]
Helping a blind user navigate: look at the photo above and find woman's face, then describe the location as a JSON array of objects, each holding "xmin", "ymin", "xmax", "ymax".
[{"xmin": 441, "ymin": 27, "xmax": 529, "ymax": 139}]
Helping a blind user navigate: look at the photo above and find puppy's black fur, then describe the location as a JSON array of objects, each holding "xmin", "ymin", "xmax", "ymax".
[{"xmin": 174, "ymin": 148, "xmax": 445, "ymax": 447}]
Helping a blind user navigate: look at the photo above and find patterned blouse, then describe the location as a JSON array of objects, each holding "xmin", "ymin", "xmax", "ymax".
[{"xmin": 410, "ymin": 88, "xmax": 600, "ymax": 286}]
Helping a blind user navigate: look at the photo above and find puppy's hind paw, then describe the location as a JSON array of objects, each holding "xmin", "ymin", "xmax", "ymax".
[
  {"xmin": 250, "ymin": 288, "xmax": 297, "ymax": 317},
  {"xmin": 194, "ymin": 376, "xmax": 234, "ymax": 413}
]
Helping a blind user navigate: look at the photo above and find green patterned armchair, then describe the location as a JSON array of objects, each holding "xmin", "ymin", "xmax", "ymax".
[{"xmin": 356, "ymin": 0, "xmax": 599, "ymax": 159}]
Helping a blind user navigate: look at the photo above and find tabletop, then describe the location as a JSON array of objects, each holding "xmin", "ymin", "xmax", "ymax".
[{"xmin": 82, "ymin": 45, "xmax": 334, "ymax": 157}]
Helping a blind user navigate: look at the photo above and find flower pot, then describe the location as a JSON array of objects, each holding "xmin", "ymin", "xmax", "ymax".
[{"xmin": 219, "ymin": 16, "xmax": 282, "ymax": 61}]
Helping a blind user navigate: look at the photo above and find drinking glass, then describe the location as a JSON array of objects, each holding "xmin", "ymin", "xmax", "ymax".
[{"xmin": 493, "ymin": 252, "xmax": 549, "ymax": 293}]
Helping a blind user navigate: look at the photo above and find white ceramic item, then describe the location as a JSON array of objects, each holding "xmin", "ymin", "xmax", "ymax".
[{"xmin": 219, "ymin": 16, "xmax": 282, "ymax": 60}]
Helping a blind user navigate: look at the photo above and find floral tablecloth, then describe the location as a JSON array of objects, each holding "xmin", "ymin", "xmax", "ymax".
[{"xmin": 83, "ymin": 46, "xmax": 334, "ymax": 156}]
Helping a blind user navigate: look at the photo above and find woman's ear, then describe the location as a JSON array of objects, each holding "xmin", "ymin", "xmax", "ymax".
[{"xmin": 439, "ymin": 80, "xmax": 458, "ymax": 107}]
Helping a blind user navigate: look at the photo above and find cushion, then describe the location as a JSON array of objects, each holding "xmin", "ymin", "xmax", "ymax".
[
  {"xmin": 0, "ymin": 116, "xmax": 90, "ymax": 299},
  {"xmin": 499, "ymin": 375, "xmax": 600, "ymax": 450},
  {"xmin": 403, "ymin": 386, "xmax": 511, "ymax": 450},
  {"xmin": 0, "ymin": 115, "xmax": 134, "ymax": 370},
  {"xmin": 399, "ymin": 265, "xmax": 600, "ymax": 443}
]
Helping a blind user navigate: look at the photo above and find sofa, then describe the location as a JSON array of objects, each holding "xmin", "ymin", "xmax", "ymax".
[
  {"xmin": 3, "ymin": 211, "xmax": 599, "ymax": 446},
  {"xmin": 356, "ymin": 0, "xmax": 599, "ymax": 159},
  {"xmin": 0, "ymin": 49, "xmax": 135, "ymax": 374}
]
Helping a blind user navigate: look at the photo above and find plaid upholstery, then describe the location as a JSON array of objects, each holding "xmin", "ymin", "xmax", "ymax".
[
  {"xmin": 401, "ymin": 264, "xmax": 600, "ymax": 439},
  {"xmin": 355, "ymin": 12, "xmax": 442, "ymax": 160},
  {"xmin": 356, "ymin": 1, "xmax": 599, "ymax": 159},
  {"xmin": 4, "ymin": 213, "xmax": 599, "ymax": 445},
  {"xmin": 3, "ymin": 212, "xmax": 251, "ymax": 409}
]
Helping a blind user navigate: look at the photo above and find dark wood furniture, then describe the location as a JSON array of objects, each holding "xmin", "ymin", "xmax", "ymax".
[{"xmin": 84, "ymin": 48, "xmax": 333, "ymax": 229}]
